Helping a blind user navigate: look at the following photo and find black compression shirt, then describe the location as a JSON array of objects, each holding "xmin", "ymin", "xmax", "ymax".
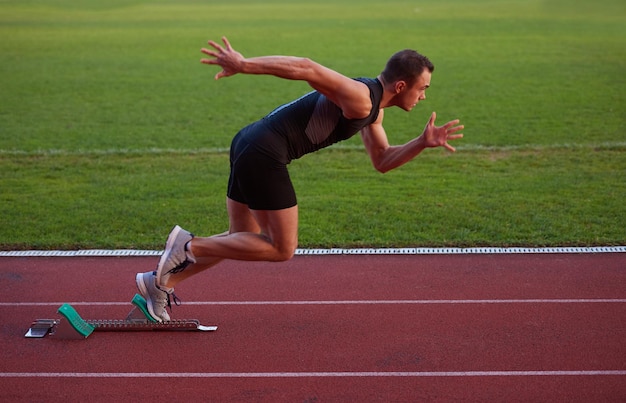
[{"xmin": 236, "ymin": 77, "xmax": 384, "ymax": 164}]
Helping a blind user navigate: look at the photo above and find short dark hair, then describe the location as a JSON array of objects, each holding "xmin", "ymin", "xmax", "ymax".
[{"xmin": 380, "ymin": 49, "xmax": 434, "ymax": 85}]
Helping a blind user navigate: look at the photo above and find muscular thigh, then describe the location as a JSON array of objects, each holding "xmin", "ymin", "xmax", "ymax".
[
  {"xmin": 251, "ymin": 205, "xmax": 298, "ymax": 253},
  {"xmin": 227, "ymin": 198, "xmax": 260, "ymax": 233},
  {"xmin": 228, "ymin": 142, "xmax": 297, "ymax": 211},
  {"xmin": 227, "ymin": 197, "xmax": 299, "ymax": 257}
]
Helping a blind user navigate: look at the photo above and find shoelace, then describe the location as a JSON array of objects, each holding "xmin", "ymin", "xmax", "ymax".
[
  {"xmin": 167, "ymin": 291, "xmax": 182, "ymax": 309},
  {"xmin": 153, "ymin": 271, "xmax": 182, "ymax": 314}
]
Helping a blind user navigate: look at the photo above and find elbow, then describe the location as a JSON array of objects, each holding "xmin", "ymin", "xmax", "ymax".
[
  {"xmin": 298, "ymin": 57, "xmax": 318, "ymax": 75},
  {"xmin": 366, "ymin": 144, "xmax": 394, "ymax": 173},
  {"xmin": 373, "ymin": 161, "xmax": 391, "ymax": 174},
  {"xmin": 369, "ymin": 152, "xmax": 392, "ymax": 174},
  {"xmin": 300, "ymin": 57, "xmax": 315, "ymax": 66}
]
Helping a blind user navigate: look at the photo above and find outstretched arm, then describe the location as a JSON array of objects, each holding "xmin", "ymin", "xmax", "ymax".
[
  {"xmin": 361, "ymin": 111, "xmax": 464, "ymax": 173},
  {"xmin": 200, "ymin": 37, "xmax": 372, "ymax": 119}
]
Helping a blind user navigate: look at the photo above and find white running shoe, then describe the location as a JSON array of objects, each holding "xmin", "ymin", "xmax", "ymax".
[
  {"xmin": 155, "ymin": 225, "xmax": 196, "ymax": 288},
  {"xmin": 135, "ymin": 271, "xmax": 176, "ymax": 322}
]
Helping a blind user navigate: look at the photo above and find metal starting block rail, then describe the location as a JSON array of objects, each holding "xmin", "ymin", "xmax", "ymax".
[{"xmin": 25, "ymin": 294, "xmax": 217, "ymax": 339}]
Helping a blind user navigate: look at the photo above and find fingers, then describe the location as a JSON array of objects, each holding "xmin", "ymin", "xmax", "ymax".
[
  {"xmin": 426, "ymin": 113, "xmax": 463, "ymax": 152},
  {"xmin": 222, "ymin": 36, "xmax": 232, "ymax": 51},
  {"xmin": 200, "ymin": 37, "xmax": 231, "ymax": 80},
  {"xmin": 443, "ymin": 132, "xmax": 463, "ymax": 152},
  {"xmin": 204, "ymin": 37, "xmax": 231, "ymax": 54},
  {"xmin": 445, "ymin": 124, "xmax": 464, "ymax": 135},
  {"xmin": 200, "ymin": 56, "xmax": 217, "ymax": 65},
  {"xmin": 200, "ymin": 46, "xmax": 220, "ymax": 67},
  {"xmin": 200, "ymin": 47, "xmax": 218, "ymax": 58},
  {"xmin": 443, "ymin": 133, "xmax": 463, "ymax": 152},
  {"xmin": 206, "ymin": 39, "xmax": 225, "ymax": 53},
  {"xmin": 443, "ymin": 119, "xmax": 461, "ymax": 129},
  {"xmin": 442, "ymin": 118, "xmax": 464, "ymax": 137},
  {"xmin": 200, "ymin": 37, "xmax": 230, "ymax": 62}
]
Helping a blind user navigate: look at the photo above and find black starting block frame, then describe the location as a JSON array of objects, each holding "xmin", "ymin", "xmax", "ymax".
[{"xmin": 25, "ymin": 294, "xmax": 217, "ymax": 339}]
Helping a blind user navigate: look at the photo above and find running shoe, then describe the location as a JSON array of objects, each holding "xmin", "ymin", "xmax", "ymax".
[
  {"xmin": 155, "ymin": 225, "xmax": 196, "ymax": 288},
  {"xmin": 135, "ymin": 271, "xmax": 177, "ymax": 322}
]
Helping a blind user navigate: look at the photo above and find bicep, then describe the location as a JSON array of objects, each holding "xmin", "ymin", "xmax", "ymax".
[{"xmin": 360, "ymin": 112, "xmax": 390, "ymax": 171}]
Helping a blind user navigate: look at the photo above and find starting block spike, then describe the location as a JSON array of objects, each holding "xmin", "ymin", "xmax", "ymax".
[{"xmin": 55, "ymin": 304, "xmax": 95, "ymax": 339}]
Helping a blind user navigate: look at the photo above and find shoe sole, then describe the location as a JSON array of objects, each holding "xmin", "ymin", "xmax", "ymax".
[
  {"xmin": 155, "ymin": 225, "xmax": 184, "ymax": 288},
  {"xmin": 135, "ymin": 273, "xmax": 163, "ymax": 322}
]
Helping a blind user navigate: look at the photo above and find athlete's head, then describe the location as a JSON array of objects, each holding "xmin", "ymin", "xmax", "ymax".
[{"xmin": 380, "ymin": 49, "xmax": 434, "ymax": 86}]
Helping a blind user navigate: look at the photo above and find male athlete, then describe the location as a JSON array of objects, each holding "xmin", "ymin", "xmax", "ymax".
[{"xmin": 136, "ymin": 37, "xmax": 464, "ymax": 321}]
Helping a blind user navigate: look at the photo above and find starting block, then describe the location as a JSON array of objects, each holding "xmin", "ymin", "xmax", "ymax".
[{"xmin": 25, "ymin": 294, "xmax": 217, "ymax": 339}]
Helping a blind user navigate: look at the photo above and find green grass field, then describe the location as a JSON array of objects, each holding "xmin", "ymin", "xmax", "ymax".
[{"xmin": 1, "ymin": 0, "xmax": 625, "ymax": 249}]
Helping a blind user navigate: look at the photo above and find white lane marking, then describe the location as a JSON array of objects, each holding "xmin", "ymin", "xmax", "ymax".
[
  {"xmin": 2, "ymin": 141, "xmax": 625, "ymax": 156},
  {"xmin": 1, "ymin": 371, "xmax": 625, "ymax": 378}
]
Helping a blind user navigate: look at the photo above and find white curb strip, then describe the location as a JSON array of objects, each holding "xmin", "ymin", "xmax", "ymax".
[{"xmin": 0, "ymin": 246, "xmax": 624, "ymax": 257}]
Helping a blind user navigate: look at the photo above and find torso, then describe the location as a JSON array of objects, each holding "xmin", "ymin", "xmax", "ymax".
[{"xmin": 237, "ymin": 77, "xmax": 384, "ymax": 164}]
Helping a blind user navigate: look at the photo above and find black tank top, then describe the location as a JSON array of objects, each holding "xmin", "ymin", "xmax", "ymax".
[{"xmin": 237, "ymin": 77, "xmax": 384, "ymax": 164}]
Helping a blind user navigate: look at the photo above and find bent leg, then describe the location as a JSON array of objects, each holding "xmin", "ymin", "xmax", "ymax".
[
  {"xmin": 191, "ymin": 198, "xmax": 298, "ymax": 261},
  {"xmin": 164, "ymin": 198, "xmax": 297, "ymax": 287}
]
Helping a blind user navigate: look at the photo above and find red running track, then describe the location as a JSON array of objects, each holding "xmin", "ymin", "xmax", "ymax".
[{"xmin": 0, "ymin": 253, "xmax": 625, "ymax": 402}]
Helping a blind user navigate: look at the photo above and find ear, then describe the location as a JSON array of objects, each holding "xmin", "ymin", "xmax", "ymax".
[{"xmin": 394, "ymin": 80, "xmax": 407, "ymax": 94}]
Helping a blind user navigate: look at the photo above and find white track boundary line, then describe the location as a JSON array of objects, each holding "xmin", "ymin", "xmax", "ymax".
[
  {"xmin": 1, "ymin": 246, "xmax": 625, "ymax": 257},
  {"xmin": 2, "ymin": 141, "xmax": 625, "ymax": 156},
  {"xmin": 2, "ymin": 299, "xmax": 625, "ymax": 307},
  {"xmin": 1, "ymin": 371, "xmax": 624, "ymax": 378}
]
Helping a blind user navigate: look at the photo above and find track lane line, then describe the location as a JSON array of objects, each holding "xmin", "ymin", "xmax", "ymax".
[{"xmin": 1, "ymin": 371, "xmax": 625, "ymax": 378}]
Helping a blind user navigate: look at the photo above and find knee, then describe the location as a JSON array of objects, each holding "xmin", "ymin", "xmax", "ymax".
[{"xmin": 273, "ymin": 242, "xmax": 297, "ymax": 262}]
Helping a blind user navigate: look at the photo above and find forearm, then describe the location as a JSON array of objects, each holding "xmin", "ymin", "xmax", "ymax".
[
  {"xmin": 372, "ymin": 136, "xmax": 427, "ymax": 173},
  {"xmin": 202, "ymin": 38, "xmax": 321, "ymax": 83}
]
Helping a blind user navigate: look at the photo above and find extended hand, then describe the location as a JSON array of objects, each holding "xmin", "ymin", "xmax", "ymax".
[
  {"xmin": 421, "ymin": 112, "xmax": 464, "ymax": 152},
  {"xmin": 200, "ymin": 36, "xmax": 244, "ymax": 80}
]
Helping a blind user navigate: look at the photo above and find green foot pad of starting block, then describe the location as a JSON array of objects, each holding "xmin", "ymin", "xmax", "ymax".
[
  {"xmin": 57, "ymin": 304, "xmax": 95, "ymax": 338},
  {"xmin": 131, "ymin": 294, "xmax": 158, "ymax": 323}
]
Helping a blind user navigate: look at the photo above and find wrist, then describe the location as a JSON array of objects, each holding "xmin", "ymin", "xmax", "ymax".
[
  {"xmin": 413, "ymin": 134, "xmax": 427, "ymax": 150},
  {"xmin": 238, "ymin": 58, "xmax": 249, "ymax": 74}
]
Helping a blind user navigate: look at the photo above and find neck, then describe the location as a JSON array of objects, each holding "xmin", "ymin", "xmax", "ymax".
[{"xmin": 376, "ymin": 75, "xmax": 398, "ymax": 109}]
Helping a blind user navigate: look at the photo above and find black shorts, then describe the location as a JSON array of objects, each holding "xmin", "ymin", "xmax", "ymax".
[{"xmin": 227, "ymin": 132, "xmax": 297, "ymax": 210}]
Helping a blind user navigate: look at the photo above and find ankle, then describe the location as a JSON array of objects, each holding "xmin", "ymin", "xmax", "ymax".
[{"xmin": 186, "ymin": 240, "xmax": 196, "ymax": 259}]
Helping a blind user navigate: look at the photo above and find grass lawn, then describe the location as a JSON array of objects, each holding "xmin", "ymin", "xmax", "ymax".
[{"xmin": 1, "ymin": 0, "xmax": 624, "ymax": 249}]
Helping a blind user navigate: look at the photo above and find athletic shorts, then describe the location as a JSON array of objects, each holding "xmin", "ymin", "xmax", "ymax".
[{"xmin": 227, "ymin": 132, "xmax": 297, "ymax": 210}]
